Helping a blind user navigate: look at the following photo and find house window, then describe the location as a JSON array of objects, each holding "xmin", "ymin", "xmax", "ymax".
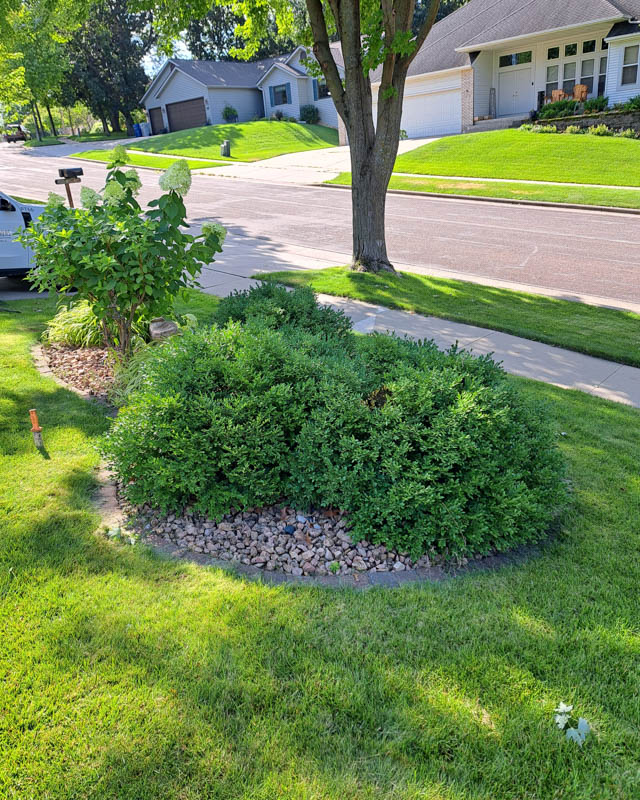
[
  {"xmin": 581, "ymin": 59, "xmax": 595, "ymax": 94},
  {"xmin": 583, "ymin": 40, "xmax": 596, "ymax": 54},
  {"xmin": 499, "ymin": 50, "xmax": 532, "ymax": 68},
  {"xmin": 317, "ymin": 79, "xmax": 330, "ymax": 99},
  {"xmin": 563, "ymin": 62, "xmax": 576, "ymax": 93},
  {"xmin": 601, "ymin": 38, "xmax": 608, "ymax": 51},
  {"xmin": 565, "ymin": 43, "xmax": 578, "ymax": 57},
  {"xmin": 547, "ymin": 46, "xmax": 560, "ymax": 60},
  {"xmin": 598, "ymin": 56, "xmax": 608, "ymax": 96},
  {"xmin": 622, "ymin": 45, "xmax": 639, "ymax": 85},
  {"xmin": 272, "ymin": 83, "xmax": 289, "ymax": 105},
  {"xmin": 546, "ymin": 65, "xmax": 559, "ymax": 96}
]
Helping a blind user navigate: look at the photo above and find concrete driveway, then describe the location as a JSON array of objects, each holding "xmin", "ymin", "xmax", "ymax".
[{"xmin": 202, "ymin": 138, "xmax": 438, "ymax": 184}]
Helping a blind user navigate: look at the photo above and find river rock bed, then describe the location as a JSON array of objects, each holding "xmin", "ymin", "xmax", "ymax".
[
  {"xmin": 46, "ymin": 344, "xmax": 113, "ymax": 399},
  {"xmin": 124, "ymin": 502, "xmax": 463, "ymax": 575}
]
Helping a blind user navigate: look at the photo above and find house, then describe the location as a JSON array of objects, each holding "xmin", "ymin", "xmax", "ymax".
[
  {"xmin": 369, "ymin": 0, "xmax": 640, "ymax": 139},
  {"xmin": 140, "ymin": 46, "xmax": 343, "ymax": 135}
]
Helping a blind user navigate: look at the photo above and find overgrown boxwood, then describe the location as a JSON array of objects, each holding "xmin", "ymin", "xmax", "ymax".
[
  {"xmin": 103, "ymin": 297, "xmax": 566, "ymax": 559},
  {"xmin": 538, "ymin": 99, "xmax": 579, "ymax": 119},
  {"xmin": 213, "ymin": 281, "xmax": 352, "ymax": 338}
]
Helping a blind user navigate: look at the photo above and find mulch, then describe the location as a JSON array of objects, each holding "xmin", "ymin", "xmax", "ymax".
[{"xmin": 45, "ymin": 343, "xmax": 115, "ymax": 401}]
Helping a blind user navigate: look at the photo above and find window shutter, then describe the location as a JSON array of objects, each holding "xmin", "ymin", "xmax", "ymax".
[
  {"xmin": 312, "ymin": 79, "xmax": 318, "ymax": 101},
  {"xmin": 269, "ymin": 86, "xmax": 275, "ymax": 106},
  {"xmin": 285, "ymin": 82, "xmax": 292, "ymax": 104}
]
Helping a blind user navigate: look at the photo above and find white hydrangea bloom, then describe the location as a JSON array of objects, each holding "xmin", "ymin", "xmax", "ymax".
[
  {"xmin": 103, "ymin": 180, "xmax": 126, "ymax": 206},
  {"xmin": 45, "ymin": 192, "xmax": 65, "ymax": 209},
  {"xmin": 80, "ymin": 186, "xmax": 101, "ymax": 209},
  {"xmin": 124, "ymin": 168, "xmax": 142, "ymax": 195},
  {"xmin": 158, "ymin": 160, "xmax": 192, "ymax": 196},
  {"xmin": 201, "ymin": 221, "xmax": 227, "ymax": 244}
]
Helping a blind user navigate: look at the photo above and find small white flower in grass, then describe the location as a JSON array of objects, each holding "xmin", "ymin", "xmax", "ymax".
[
  {"xmin": 201, "ymin": 221, "xmax": 227, "ymax": 244},
  {"xmin": 124, "ymin": 168, "xmax": 142, "ymax": 195},
  {"xmin": 103, "ymin": 180, "xmax": 126, "ymax": 206},
  {"xmin": 45, "ymin": 192, "xmax": 65, "ymax": 209},
  {"xmin": 80, "ymin": 186, "xmax": 101, "ymax": 209},
  {"xmin": 159, "ymin": 160, "xmax": 192, "ymax": 196}
]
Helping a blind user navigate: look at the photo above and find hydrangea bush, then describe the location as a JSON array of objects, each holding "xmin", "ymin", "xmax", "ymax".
[{"xmin": 19, "ymin": 147, "xmax": 226, "ymax": 358}]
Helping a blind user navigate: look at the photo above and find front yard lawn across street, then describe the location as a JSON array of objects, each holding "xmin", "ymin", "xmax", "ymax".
[
  {"xmin": 262, "ymin": 267, "xmax": 640, "ymax": 367},
  {"xmin": 73, "ymin": 149, "xmax": 221, "ymax": 171},
  {"xmin": 394, "ymin": 129, "xmax": 640, "ymax": 187},
  {"xmin": 128, "ymin": 119, "xmax": 339, "ymax": 162},
  {"xmin": 1, "ymin": 292, "xmax": 639, "ymax": 800},
  {"xmin": 328, "ymin": 172, "xmax": 640, "ymax": 210}
]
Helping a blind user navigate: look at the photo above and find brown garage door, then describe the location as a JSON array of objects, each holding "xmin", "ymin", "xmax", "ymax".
[
  {"xmin": 148, "ymin": 107, "xmax": 164, "ymax": 135},
  {"xmin": 166, "ymin": 97, "xmax": 207, "ymax": 132}
]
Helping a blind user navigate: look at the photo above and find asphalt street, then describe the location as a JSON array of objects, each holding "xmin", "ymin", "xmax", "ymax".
[{"xmin": 1, "ymin": 142, "xmax": 639, "ymax": 303}]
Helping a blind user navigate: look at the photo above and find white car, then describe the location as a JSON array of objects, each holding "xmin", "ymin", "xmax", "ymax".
[{"xmin": 0, "ymin": 191, "xmax": 45, "ymax": 278}]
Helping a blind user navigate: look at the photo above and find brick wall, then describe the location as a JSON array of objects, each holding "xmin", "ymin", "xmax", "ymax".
[
  {"xmin": 547, "ymin": 109, "xmax": 640, "ymax": 132},
  {"xmin": 461, "ymin": 68, "xmax": 474, "ymax": 133}
]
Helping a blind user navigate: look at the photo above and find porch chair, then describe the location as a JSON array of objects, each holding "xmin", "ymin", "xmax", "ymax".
[{"xmin": 573, "ymin": 84, "xmax": 588, "ymax": 102}]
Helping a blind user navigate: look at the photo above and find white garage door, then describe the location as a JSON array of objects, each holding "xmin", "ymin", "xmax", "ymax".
[{"xmin": 400, "ymin": 88, "xmax": 462, "ymax": 138}]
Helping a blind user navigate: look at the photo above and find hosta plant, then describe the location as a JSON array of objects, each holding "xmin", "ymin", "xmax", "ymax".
[{"xmin": 19, "ymin": 146, "xmax": 226, "ymax": 358}]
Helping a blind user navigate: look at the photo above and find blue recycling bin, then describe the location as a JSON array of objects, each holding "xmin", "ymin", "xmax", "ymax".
[{"xmin": 133, "ymin": 123, "xmax": 142, "ymax": 137}]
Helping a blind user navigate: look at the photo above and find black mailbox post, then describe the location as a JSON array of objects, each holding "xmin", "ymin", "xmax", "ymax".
[{"xmin": 55, "ymin": 167, "xmax": 84, "ymax": 207}]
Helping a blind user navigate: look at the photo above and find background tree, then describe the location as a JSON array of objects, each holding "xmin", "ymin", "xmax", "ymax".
[
  {"xmin": 185, "ymin": 4, "xmax": 297, "ymax": 61},
  {"xmin": 61, "ymin": 0, "xmax": 154, "ymax": 135},
  {"xmin": 414, "ymin": 0, "xmax": 467, "ymax": 27},
  {"xmin": 140, "ymin": 0, "xmax": 442, "ymax": 273}
]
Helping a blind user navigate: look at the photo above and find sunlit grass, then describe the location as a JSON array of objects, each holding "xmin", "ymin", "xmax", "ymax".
[
  {"xmin": 129, "ymin": 120, "xmax": 339, "ymax": 162},
  {"xmin": 393, "ymin": 129, "xmax": 640, "ymax": 187},
  {"xmin": 73, "ymin": 149, "xmax": 220, "ymax": 170}
]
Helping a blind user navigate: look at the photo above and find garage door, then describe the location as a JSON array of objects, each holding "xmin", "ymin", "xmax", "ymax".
[
  {"xmin": 166, "ymin": 97, "xmax": 207, "ymax": 132},
  {"xmin": 148, "ymin": 107, "xmax": 164, "ymax": 135},
  {"xmin": 399, "ymin": 89, "xmax": 462, "ymax": 138}
]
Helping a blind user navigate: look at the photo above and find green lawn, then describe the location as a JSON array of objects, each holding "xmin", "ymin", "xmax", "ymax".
[
  {"xmin": 328, "ymin": 172, "xmax": 640, "ymax": 210},
  {"xmin": 394, "ymin": 129, "xmax": 640, "ymax": 186},
  {"xmin": 23, "ymin": 136, "xmax": 63, "ymax": 148},
  {"xmin": 68, "ymin": 131, "xmax": 129, "ymax": 143},
  {"xmin": 1, "ymin": 295, "xmax": 639, "ymax": 799},
  {"xmin": 129, "ymin": 120, "xmax": 339, "ymax": 162},
  {"xmin": 73, "ymin": 149, "xmax": 221, "ymax": 171},
  {"xmin": 262, "ymin": 267, "xmax": 640, "ymax": 367}
]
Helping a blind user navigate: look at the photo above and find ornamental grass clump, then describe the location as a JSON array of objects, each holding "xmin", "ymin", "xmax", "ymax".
[
  {"xmin": 19, "ymin": 149, "xmax": 225, "ymax": 359},
  {"xmin": 103, "ymin": 292, "xmax": 567, "ymax": 560}
]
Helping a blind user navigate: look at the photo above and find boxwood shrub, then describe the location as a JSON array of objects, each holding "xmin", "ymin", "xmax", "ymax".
[{"xmin": 103, "ymin": 314, "xmax": 566, "ymax": 559}]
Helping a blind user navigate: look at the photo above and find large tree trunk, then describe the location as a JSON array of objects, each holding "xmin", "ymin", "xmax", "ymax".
[
  {"xmin": 30, "ymin": 101, "xmax": 43, "ymax": 141},
  {"xmin": 109, "ymin": 110, "xmax": 123, "ymax": 133},
  {"xmin": 306, "ymin": 0, "xmax": 440, "ymax": 273},
  {"xmin": 98, "ymin": 111, "xmax": 110, "ymax": 135},
  {"xmin": 123, "ymin": 109, "xmax": 136, "ymax": 137},
  {"xmin": 34, "ymin": 102, "xmax": 46, "ymax": 137},
  {"xmin": 45, "ymin": 104, "xmax": 58, "ymax": 138}
]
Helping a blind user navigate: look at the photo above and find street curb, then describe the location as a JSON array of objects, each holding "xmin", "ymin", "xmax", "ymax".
[{"xmin": 321, "ymin": 181, "xmax": 640, "ymax": 216}]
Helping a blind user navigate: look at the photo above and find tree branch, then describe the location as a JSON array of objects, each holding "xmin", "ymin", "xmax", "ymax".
[
  {"xmin": 305, "ymin": 0, "xmax": 346, "ymax": 118},
  {"xmin": 399, "ymin": 0, "xmax": 440, "ymax": 70}
]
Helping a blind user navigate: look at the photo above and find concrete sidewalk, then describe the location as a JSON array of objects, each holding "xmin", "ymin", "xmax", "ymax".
[{"xmin": 201, "ymin": 138, "xmax": 437, "ymax": 185}]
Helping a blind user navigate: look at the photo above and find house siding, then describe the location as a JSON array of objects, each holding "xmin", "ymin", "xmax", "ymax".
[
  {"xmin": 154, "ymin": 70, "xmax": 208, "ymax": 115},
  {"xmin": 262, "ymin": 71, "xmax": 302, "ymax": 118},
  {"xmin": 605, "ymin": 36, "xmax": 640, "ymax": 104},
  {"xmin": 473, "ymin": 50, "xmax": 493, "ymax": 117},
  {"xmin": 207, "ymin": 88, "xmax": 264, "ymax": 124}
]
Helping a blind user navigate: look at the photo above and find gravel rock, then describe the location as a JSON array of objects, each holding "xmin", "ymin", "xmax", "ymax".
[{"xmin": 120, "ymin": 501, "xmax": 472, "ymax": 577}]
